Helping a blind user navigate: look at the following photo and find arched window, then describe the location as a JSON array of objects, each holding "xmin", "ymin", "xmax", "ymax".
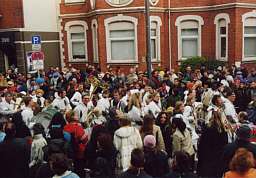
[
  {"xmin": 65, "ymin": 21, "xmax": 88, "ymax": 62},
  {"xmin": 242, "ymin": 11, "xmax": 256, "ymax": 61},
  {"xmin": 214, "ymin": 13, "xmax": 230, "ymax": 61},
  {"xmin": 106, "ymin": 0, "xmax": 133, "ymax": 7},
  {"xmin": 104, "ymin": 15, "xmax": 138, "ymax": 63},
  {"xmin": 175, "ymin": 15, "xmax": 204, "ymax": 60}
]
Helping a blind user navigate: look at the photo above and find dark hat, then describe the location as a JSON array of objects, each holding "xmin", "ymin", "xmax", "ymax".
[{"xmin": 236, "ymin": 125, "xmax": 251, "ymax": 140}]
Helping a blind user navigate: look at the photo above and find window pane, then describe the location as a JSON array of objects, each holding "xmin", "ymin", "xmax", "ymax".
[
  {"xmin": 244, "ymin": 37, "xmax": 256, "ymax": 57},
  {"xmin": 111, "ymin": 40, "xmax": 135, "ymax": 60},
  {"xmin": 72, "ymin": 41, "xmax": 85, "ymax": 59},
  {"xmin": 181, "ymin": 29, "xmax": 198, "ymax": 36},
  {"xmin": 245, "ymin": 27, "xmax": 256, "ymax": 34},
  {"xmin": 220, "ymin": 27, "xmax": 226, "ymax": 35},
  {"xmin": 110, "ymin": 30, "xmax": 134, "ymax": 38},
  {"xmin": 151, "ymin": 39, "xmax": 156, "ymax": 59},
  {"xmin": 93, "ymin": 27, "xmax": 98, "ymax": 62},
  {"xmin": 71, "ymin": 33, "xmax": 85, "ymax": 40},
  {"xmin": 151, "ymin": 29, "xmax": 156, "ymax": 36},
  {"xmin": 182, "ymin": 38, "xmax": 198, "ymax": 58},
  {"xmin": 221, "ymin": 37, "xmax": 226, "ymax": 58}
]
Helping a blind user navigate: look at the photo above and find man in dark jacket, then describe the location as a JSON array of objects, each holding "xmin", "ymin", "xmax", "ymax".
[
  {"xmin": 0, "ymin": 122, "xmax": 30, "ymax": 178},
  {"xmin": 119, "ymin": 148, "xmax": 152, "ymax": 178},
  {"xmin": 143, "ymin": 135, "xmax": 169, "ymax": 177},
  {"xmin": 220, "ymin": 125, "xmax": 256, "ymax": 175}
]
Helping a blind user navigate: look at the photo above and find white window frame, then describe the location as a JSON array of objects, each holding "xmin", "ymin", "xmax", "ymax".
[
  {"xmin": 65, "ymin": 0, "xmax": 85, "ymax": 4},
  {"xmin": 150, "ymin": 16, "xmax": 162, "ymax": 62},
  {"xmin": 90, "ymin": 0, "xmax": 95, "ymax": 9},
  {"xmin": 65, "ymin": 21, "xmax": 88, "ymax": 62},
  {"xmin": 149, "ymin": 0, "xmax": 159, "ymax": 6},
  {"xmin": 175, "ymin": 15, "xmax": 204, "ymax": 60},
  {"xmin": 91, "ymin": 19, "xmax": 99, "ymax": 63},
  {"xmin": 105, "ymin": 0, "xmax": 133, "ymax": 7},
  {"xmin": 214, "ymin": 13, "xmax": 230, "ymax": 61},
  {"xmin": 104, "ymin": 14, "xmax": 138, "ymax": 63},
  {"xmin": 242, "ymin": 10, "xmax": 256, "ymax": 61}
]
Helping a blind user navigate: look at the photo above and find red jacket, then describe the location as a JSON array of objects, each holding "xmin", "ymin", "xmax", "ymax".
[{"xmin": 64, "ymin": 122, "xmax": 88, "ymax": 159}]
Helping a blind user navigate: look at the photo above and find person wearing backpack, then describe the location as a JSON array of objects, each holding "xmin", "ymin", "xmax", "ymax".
[{"xmin": 64, "ymin": 111, "xmax": 88, "ymax": 177}]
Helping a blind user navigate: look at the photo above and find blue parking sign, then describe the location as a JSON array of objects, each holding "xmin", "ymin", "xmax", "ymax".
[{"xmin": 32, "ymin": 35, "xmax": 41, "ymax": 45}]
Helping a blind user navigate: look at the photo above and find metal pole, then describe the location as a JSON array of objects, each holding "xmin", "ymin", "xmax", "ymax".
[{"xmin": 145, "ymin": 0, "xmax": 152, "ymax": 79}]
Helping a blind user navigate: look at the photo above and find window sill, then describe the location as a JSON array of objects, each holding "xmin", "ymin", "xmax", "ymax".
[
  {"xmin": 107, "ymin": 61, "xmax": 139, "ymax": 65},
  {"xmin": 107, "ymin": 60, "xmax": 138, "ymax": 64},
  {"xmin": 64, "ymin": 1, "xmax": 86, "ymax": 5},
  {"xmin": 69, "ymin": 59, "xmax": 88, "ymax": 63},
  {"xmin": 216, "ymin": 58, "xmax": 228, "ymax": 61},
  {"xmin": 242, "ymin": 57, "xmax": 256, "ymax": 62}
]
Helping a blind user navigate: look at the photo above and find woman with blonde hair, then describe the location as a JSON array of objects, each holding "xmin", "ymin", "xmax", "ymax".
[
  {"xmin": 225, "ymin": 148, "xmax": 256, "ymax": 178},
  {"xmin": 127, "ymin": 93, "xmax": 143, "ymax": 125}
]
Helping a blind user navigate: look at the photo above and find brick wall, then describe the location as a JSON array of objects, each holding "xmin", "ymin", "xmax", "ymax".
[
  {"xmin": 60, "ymin": 0, "xmax": 256, "ymax": 72},
  {"xmin": 0, "ymin": 0, "xmax": 24, "ymax": 29}
]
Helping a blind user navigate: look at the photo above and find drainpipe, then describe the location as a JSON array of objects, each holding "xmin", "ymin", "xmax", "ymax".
[{"xmin": 168, "ymin": 0, "xmax": 172, "ymax": 70}]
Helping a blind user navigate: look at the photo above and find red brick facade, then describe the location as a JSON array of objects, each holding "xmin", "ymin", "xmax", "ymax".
[
  {"xmin": 0, "ymin": 0, "xmax": 24, "ymax": 29},
  {"xmin": 59, "ymin": 0, "xmax": 256, "ymax": 72}
]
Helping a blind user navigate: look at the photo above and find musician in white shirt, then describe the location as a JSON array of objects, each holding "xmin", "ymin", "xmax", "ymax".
[
  {"xmin": 0, "ymin": 93, "xmax": 16, "ymax": 115},
  {"xmin": 96, "ymin": 90, "xmax": 110, "ymax": 113},
  {"xmin": 74, "ymin": 94, "xmax": 94, "ymax": 123},
  {"xmin": 52, "ymin": 90, "xmax": 72, "ymax": 113},
  {"xmin": 70, "ymin": 84, "xmax": 84, "ymax": 107},
  {"xmin": 224, "ymin": 91, "xmax": 238, "ymax": 123},
  {"xmin": 21, "ymin": 96, "xmax": 34, "ymax": 128}
]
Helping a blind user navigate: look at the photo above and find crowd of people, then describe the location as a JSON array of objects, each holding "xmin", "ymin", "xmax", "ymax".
[{"xmin": 0, "ymin": 64, "xmax": 256, "ymax": 178}]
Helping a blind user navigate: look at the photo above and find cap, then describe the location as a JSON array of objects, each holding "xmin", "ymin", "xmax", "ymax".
[
  {"xmin": 144, "ymin": 135, "xmax": 156, "ymax": 148},
  {"xmin": 236, "ymin": 125, "xmax": 251, "ymax": 140}
]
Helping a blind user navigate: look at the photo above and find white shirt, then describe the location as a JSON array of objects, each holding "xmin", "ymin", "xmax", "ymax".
[
  {"xmin": 0, "ymin": 99, "xmax": 16, "ymax": 115},
  {"xmin": 70, "ymin": 91, "xmax": 82, "ymax": 106},
  {"xmin": 96, "ymin": 97, "xmax": 110, "ymax": 112},
  {"xmin": 128, "ymin": 106, "xmax": 143, "ymax": 122},
  {"xmin": 224, "ymin": 99, "xmax": 238, "ymax": 123},
  {"xmin": 52, "ymin": 96, "xmax": 72, "ymax": 112},
  {"xmin": 143, "ymin": 101, "xmax": 161, "ymax": 118},
  {"xmin": 32, "ymin": 96, "xmax": 45, "ymax": 108},
  {"xmin": 74, "ymin": 102, "xmax": 94, "ymax": 123},
  {"xmin": 21, "ymin": 106, "xmax": 34, "ymax": 127}
]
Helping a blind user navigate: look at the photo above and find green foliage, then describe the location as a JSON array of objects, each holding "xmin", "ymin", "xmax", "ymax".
[{"xmin": 180, "ymin": 56, "xmax": 226, "ymax": 72}]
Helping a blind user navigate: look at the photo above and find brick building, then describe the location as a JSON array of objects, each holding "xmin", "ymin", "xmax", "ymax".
[
  {"xmin": 0, "ymin": 0, "xmax": 61, "ymax": 73},
  {"xmin": 60, "ymin": 0, "xmax": 256, "ymax": 72}
]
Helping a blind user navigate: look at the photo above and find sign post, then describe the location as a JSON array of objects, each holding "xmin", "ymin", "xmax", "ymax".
[
  {"xmin": 31, "ymin": 35, "xmax": 43, "ymax": 76},
  {"xmin": 31, "ymin": 35, "xmax": 41, "ymax": 51}
]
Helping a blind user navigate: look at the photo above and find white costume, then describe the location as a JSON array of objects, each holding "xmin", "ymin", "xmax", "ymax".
[
  {"xmin": 52, "ymin": 96, "xmax": 72, "ymax": 112},
  {"xmin": 0, "ymin": 98, "xmax": 16, "ymax": 115},
  {"xmin": 74, "ymin": 101, "xmax": 94, "ymax": 123},
  {"xmin": 96, "ymin": 97, "xmax": 110, "ymax": 112},
  {"xmin": 70, "ymin": 91, "xmax": 82, "ymax": 106},
  {"xmin": 21, "ymin": 106, "xmax": 34, "ymax": 128}
]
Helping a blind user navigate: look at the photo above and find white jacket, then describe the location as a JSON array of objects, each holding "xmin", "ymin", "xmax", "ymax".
[
  {"xmin": 114, "ymin": 126, "xmax": 143, "ymax": 172},
  {"xmin": 30, "ymin": 134, "xmax": 47, "ymax": 168}
]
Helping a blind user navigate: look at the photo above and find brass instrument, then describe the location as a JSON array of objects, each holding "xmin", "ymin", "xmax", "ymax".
[{"xmin": 85, "ymin": 76, "xmax": 109, "ymax": 100}]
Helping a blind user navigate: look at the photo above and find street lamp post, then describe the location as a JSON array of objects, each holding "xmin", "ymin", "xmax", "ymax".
[{"xmin": 145, "ymin": 0, "xmax": 152, "ymax": 78}]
